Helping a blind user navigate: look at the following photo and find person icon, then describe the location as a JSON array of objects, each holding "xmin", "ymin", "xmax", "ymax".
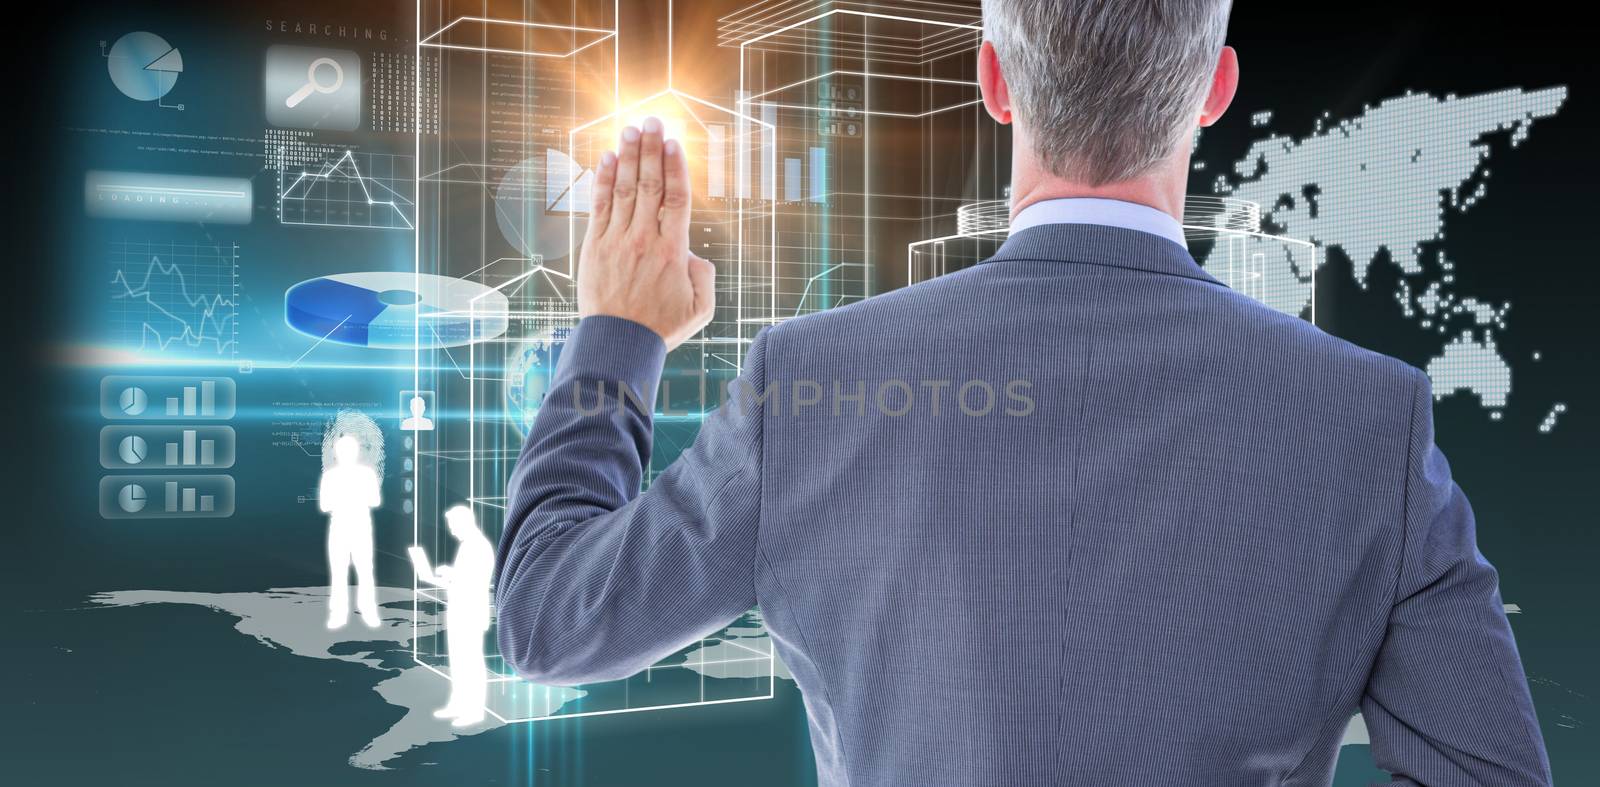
[
  {"xmin": 410, "ymin": 505, "xmax": 493, "ymax": 727},
  {"xmin": 401, "ymin": 395, "xmax": 434, "ymax": 431},
  {"xmin": 320, "ymin": 434, "xmax": 382, "ymax": 629}
]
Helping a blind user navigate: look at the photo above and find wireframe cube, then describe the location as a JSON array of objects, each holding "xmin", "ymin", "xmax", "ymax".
[{"xmin": 413, "ymin": 0, "xmax": 776, "ymax": 725}]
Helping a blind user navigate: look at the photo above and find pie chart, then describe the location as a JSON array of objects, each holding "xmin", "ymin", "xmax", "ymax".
[
  {"xmin": 119, "ymin": 386, "xmax": 148, "ymax": 416},
  {"xmin": 494, "ymin": 150, "xmax": 590, "ymax": 263},
  {"xmin": 118, "ymin": 435, "xmax": 149, "ymax": 466},
  {"xmin": 107, "ymin": 31, "xmax": 183, "ymax": 102},
  {"xmin": 544, "ymin": 148, "xmax": 594, "ymax": 214},
  {"xmin": 285, "ymin": 272, "xmax": 509, "ymax": 349},
  {"xmin": 118, "ymin": 483, "xmax": 149, "ymax": 514}
]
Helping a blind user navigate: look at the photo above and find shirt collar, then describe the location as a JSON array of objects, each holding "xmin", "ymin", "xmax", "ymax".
[
  {"xmin": 983, "ymin": 222, "xmax": 1224, "ymax": 289},
  {"xmin": 1009, "ymin": 197, "xmax": 1187, "ymax": 250}
]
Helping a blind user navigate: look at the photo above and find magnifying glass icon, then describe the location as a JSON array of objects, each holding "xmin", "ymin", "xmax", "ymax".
[{"xmin": 285, "ymin": 57, "xmax": 344, "ymax": 109}]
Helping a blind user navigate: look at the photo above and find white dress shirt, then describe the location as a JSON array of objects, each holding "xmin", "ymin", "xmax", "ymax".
[{"xmin": 1009, "ymin": 197, "xmax": 1187, "ymax": 249}]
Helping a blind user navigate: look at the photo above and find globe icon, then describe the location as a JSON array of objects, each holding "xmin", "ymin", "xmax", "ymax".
[{"xmin": 505, "ymin": 327, "xmax": 568, "ymax": 436}]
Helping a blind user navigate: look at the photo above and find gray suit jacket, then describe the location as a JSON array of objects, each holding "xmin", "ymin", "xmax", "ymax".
[{"xmin": 496, "ymin": 224, "xmax": 1549, "ymax": 786}]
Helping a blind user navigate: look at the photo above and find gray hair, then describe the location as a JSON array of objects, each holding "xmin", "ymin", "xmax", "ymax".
[{"xmin": 983, "ymin": 0, "xmax": 1232, "ymax": 185}]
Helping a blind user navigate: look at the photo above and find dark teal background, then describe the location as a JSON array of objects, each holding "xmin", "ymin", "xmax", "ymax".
[{"xmin": 8, "ymin": 1, "xmax": 1596, "ymax": 784}]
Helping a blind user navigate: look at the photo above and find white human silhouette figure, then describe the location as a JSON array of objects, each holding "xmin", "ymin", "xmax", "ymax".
[
  {"xmin": 401, "ymin": 395, "xmax": 433, "ymax": 431},
  {"xmin": 412, "ymin": 505, "xmax": 493, "ymax": 727},
  {"xmin": 320, "ymin": 434, "xmax": 382, "ymax": 629}
]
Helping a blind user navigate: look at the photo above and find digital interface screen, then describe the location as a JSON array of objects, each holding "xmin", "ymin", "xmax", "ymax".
[{"xmin": 12, "ymin": 1, "xmax": 1598, "ymax": 783}]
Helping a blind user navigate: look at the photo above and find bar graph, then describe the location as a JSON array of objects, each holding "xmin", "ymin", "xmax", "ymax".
[
  {"xmin": 100, "ymin": 474, "xmax": 234, "ymax": 519},
  {"xmin": 163, "ymin": 387, "xmax": 219, "ymax": 415},
  {"xmin": 103, "ymin": 376, "xmax": 235, "ymax": 421},
  {"xmin": 163, "ymin": 429, "xmax": 226, "ymax": 467},
  {"xmin": 162, "ymin": 481, "xmax": 215, "ymax": 513},
  {"xmin": 99, "ymin": 425, "xmax": 235, "ymax": 470},
  {"xmin": 808, "ymin": 147, "xmax": 826, "ymax": 204},
  {"xmin": 99, "ymin": 375, "xmax": 237, "ymax": 521},
  {"xmin": 736, "ymin": 91, "xmax": 751, "ymax": 199},
  {"xmin": 761, "ymin": 103, "xmax": 776, "ymax": 200},
  {"xmin": 784, "ymin": 158, "xmax": 802, "ymax": 202},
  {"xmin": 708, "ymin": 124, "xmax": 727, "ymax": 198}
]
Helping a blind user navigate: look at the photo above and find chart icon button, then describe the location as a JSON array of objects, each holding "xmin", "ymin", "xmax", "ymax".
[
  {"xmin": 119, "ymin": 386, "xmax": 148, "ymax": 416},
  {"xmin": 118, "ymin": 483, "xmax": 149, "ymax": 514}
]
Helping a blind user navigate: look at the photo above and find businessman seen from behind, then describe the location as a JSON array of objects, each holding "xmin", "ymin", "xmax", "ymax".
[{"xmin": 495, "ymin": 1, "xmax": 1550, "ymax": 783}]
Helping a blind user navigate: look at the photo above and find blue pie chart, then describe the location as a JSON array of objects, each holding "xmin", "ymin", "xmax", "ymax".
[
  {"xmin": 285, "ymin": 272, "xmax": 509, "ymax": 349},
  {"xmin": 107, "ymin": 32, "xmax": 183, "ymax": 102}
]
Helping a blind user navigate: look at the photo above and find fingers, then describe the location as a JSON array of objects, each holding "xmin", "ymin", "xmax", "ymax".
[
  {"xmin": 660, "ymin": 138, "xmax": 692, "ymax": 242},
  {"xmin": 609, "ymin": 125, "xmax": 642, "ymax": 233},
  {"xmin": 632, "ymin": 117, "xmax": 666, "ymax": 232},
  {"xmin": 585, "ymin": 150, "xmax": 617, "ymax": 239}
]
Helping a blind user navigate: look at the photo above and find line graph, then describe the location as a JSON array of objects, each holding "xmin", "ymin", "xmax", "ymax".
[
  {"xmin": 279, "ymin": 150, "xmax": 416, "ymax": 230},
  {"xmin": 109, "ymin": 240, "xmax": 239, "ymax": 359}
]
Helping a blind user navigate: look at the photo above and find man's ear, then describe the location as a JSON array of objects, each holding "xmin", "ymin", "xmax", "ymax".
[
  {"xmin": 978, "ymin": 40, "xmax": 1012, "ymax": 125},
  {"xmin": 1199, "ymin": 46, "xmax": 1239, "ymax": 128}
]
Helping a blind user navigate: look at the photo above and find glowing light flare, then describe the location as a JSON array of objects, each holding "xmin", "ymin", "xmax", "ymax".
[
  {"xmin": 621, "ymin": 113, "xmax": 690, "ymax": 146},
  {"xmin": 570, "ymin": 87, "xmax": 768, "ymax": 212},
  {"xmin": 596, "ymin": 95, "xmax": 694, "ymax": 153},
  {"xmin": 574, "ymin": 96, "xmax": 707, "ymax": 183}
]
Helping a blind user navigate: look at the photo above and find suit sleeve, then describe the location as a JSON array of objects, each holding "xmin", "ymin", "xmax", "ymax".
[
  {"xmin": 1361, "ymin": 370, "xmax": 1550, "ymax": 785},
  {"xmin": 494, "ymin": 315, "xmax": 767, "ymax": 685}
]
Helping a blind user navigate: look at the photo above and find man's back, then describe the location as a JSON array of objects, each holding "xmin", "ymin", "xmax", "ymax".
[
  {"xmin": 493, "ymin": 1, "xmax": 1549, "ymax": 778},
  {"xmin": 497, "ymin": 223, "xmax": 1546, "ymax": 785},
  {"xmin": 751, "ymin": 222, "xmax": 1502, "ymax": 784}
]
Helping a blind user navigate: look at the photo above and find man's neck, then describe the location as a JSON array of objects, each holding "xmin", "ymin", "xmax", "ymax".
[{"xmin": 1008, "ymin": 151, "xmax": 1190, "ymax": 223}]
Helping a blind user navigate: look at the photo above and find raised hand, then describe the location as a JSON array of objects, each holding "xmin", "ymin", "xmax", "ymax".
[{"xmin": 576, "ymin": 117, "xmax": 716, "ymax": 351}]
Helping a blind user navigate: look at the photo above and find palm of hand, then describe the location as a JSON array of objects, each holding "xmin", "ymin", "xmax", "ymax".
[{"xmin": 576, "ymin": 118, "xmax": 716, "ymax": 351}]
